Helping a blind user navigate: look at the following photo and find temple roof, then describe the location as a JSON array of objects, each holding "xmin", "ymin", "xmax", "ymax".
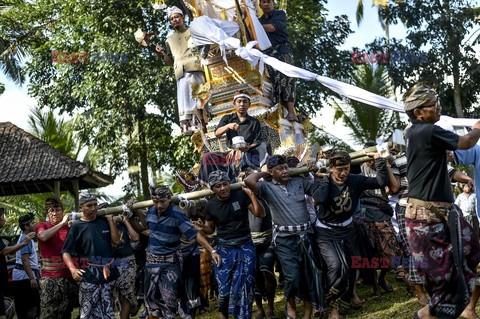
[{"xmin": 0, "ymin": 122, "xmax": 113, "ymax": 196}]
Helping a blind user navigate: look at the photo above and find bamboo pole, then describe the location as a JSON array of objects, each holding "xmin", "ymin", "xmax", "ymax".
[
  {"xmin": 92, "ymin": 143, "xmax": 403, "ymax": 215},
  {"xmin": 349, "ymin": 141, "xmax": 395, "ymax": 159},
  {"xmin": 351, "ymin": 156, "xmax": 374, "ymax": 166},
  {"xmin": 94, "ymin": 166, "xmax": 313, "ymax": 217}
]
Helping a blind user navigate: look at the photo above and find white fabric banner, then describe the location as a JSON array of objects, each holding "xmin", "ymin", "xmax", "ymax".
[
  {"xmin": 189, "ymin": 18, "xmax": 477, "ymax": 128},
  {"xmin": 244, "ymin": 0, "xmax": 271, "ymax": 51}
]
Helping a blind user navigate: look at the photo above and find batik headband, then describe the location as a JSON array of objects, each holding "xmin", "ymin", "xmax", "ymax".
[
  {"xmin": 208, "ymin": 170, "xmax": 230, "ymax": 188},
  {"xmin": 149, "ymin": 186, "xmax": 173, "ymax": 199},
  {"xmin": 79, "ymin": 192, "xmax": 97, "ymax": 205}
]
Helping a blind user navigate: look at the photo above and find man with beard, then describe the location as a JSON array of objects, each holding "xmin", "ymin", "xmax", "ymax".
[
  {"xmin": 403, "ymin": 83, "xmax": 480, "ymax": 319},
  {"xmin": 244, "ymin": 155, "xmax": 326, "ymax": 319},
  {"xmin": 36, "ymin": 198, "xmax": 78, "ymax": 319},
  {"xmin": 155, "ymin": 6, "xmax": 206, "ymax": 135},
  {"xmin": 0, "ymin": 208, "xmax": 35, "ymax": 319},
  {"xmin": 61, "ymin": 192, "xmax": 121, "ymax": 319},
  {"xmin": 144, "ymin": 186, "xmax": 220, "ymax": 319},
  {"xmin": 194, "ymin": 170, "xmax": 265, "ymax": 319}
]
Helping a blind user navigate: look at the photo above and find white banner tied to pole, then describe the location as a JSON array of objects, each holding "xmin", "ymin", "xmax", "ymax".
[{"xmin": 189, "ymin": 16, "xmax": 477, "ymax": 128}]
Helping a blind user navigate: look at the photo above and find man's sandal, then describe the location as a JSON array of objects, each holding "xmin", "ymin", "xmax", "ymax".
[{"xmin": 395, "ymin": 269, "xmax": 410, "ymax": 286}]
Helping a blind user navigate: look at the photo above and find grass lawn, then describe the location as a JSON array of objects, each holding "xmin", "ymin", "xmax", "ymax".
[{"xmin": 113, "ymin": 272, "xmax": 426, "ymax": 318}]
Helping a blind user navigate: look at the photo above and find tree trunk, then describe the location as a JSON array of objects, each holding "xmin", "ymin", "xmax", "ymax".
[
  {"xmin": 137, "ymin": 117, "xmax": 150, "ymax": 200},
  {"xmin": 452, "ymin": 64, "xmax": 464, "ymax": 117},
  {"xmin": 126, "ymin": 120, "xmax": 140, "ymax": 198}
]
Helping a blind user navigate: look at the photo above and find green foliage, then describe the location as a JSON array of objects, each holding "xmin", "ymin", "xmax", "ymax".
[
  {"xmin": 367, "ymin": 0, "xmax": 480, "ymax": 118},
  {"xmin": 28, "ymin": 107, "xmax": 84, "ymax": 159},
  {"xmin": 332, "ymin": 64, "xmax": 401, "ymax": 145},
  {"xmin": 285, "ymin": 0, "xmax": 354, "ymax": 115},
  {"xmin": 308, "ymin": 125, "xmax": 355, "ymax": 152},
  {"xmin": 0, "ymin": 0, "xmax": 353, "ymax": 199}
]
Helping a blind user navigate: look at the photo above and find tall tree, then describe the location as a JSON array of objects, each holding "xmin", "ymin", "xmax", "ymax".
[
  {"xmin": 0, "ymin": 0, "xmax": 353, "ymax": 199},
  {"xmin": 356, "ymin": 0, "xmax": 392, "ymax": 45},
  {"xmin": 28, "ymin": 107, "xmax": 84, "ymax": 160},
  {"xmin": 0, "ymin": 0, "xmax": 26, "ymax": 90},
  {"xmin": 332, "ymin": 64, "xmax": 401, "ymax": 146},
  {"xmin": 287, "ymin": 0, "xmax": 354, "ymax": 115},
  {"xmin": 368, "ymin": 0, "xmax": 480, "ymax": 118}
]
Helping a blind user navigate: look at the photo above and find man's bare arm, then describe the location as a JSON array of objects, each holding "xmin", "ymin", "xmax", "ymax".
[
  {"xmin": 1, "ymin": 232, "xmax": 35, "ymax": 256},
  {"xmin": 457, "ymin": 122, "xmax": 480, "ymax": 150},
  {"xmin": 37, "ymin": 213, "xmax": 71, "ymax": 242},
  {"xmin": 244, "ymin": 171, "xmax": 270, "ymax": 191}
]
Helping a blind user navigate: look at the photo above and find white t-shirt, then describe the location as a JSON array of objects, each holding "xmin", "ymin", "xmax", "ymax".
[{"xmin": 454, "ymin": 193, "xmax": 477, "ymax": 217}]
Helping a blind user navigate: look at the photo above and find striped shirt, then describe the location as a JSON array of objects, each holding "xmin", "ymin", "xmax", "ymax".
[
  {"xmin": 146, "ymin": 204, "xmax": 198, "ymax": 256},
  {"xmin": 394, "ymin": 154, "xmax": 409, "ymax": 198}
]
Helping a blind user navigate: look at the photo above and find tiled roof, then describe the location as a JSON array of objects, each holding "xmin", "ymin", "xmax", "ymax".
[{"xmin": 0, "ymin": 122, "xmax": 113, "ymax": 196}]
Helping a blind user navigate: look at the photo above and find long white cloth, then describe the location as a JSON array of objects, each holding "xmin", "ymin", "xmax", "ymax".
[
  {"xmin": 189, "ymin": 16, "xmax": 477, "ymax": 127},
  {"xmin": 177, "ymin": 71, "xmax": 204, "ymax": 120}
]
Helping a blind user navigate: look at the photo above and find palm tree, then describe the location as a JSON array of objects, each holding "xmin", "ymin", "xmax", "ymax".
[
  {"xmin": 332, "ymin": 63, "xmax": 401, "ymax": 146},
  {"xmin": 28, "ymin": 107, "xmax": 84, "ymax": 160},
  {"xmin": 0, "ymin": 2, "xmax": 26, "ymax": 85},
  {"xmin": 356, "ymin": 0, "xmax": 392, "ymax": 46}
]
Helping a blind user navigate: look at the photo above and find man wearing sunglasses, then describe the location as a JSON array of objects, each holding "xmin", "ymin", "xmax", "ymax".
[{"xmin": 403, "ymin": 83, "xmax": 480, "ymax": 319}]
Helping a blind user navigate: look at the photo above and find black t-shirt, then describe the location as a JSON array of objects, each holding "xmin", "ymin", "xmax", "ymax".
[
  {"xmin": 114, "ymin": 223, "xmax": 134, "ymax": 258},
  {"xmin": 0, "ymin": 238, "xmax": 7, "ymax": 294},
  {"xmin": 61, "ymin": 217, "xmax": 119, "ymax": 284},
  {"xmin": 406, "ymin": 119, "xmax": 459, "ymax": 202},
  {"xmin": 206, "ymin": 189, "xmax": 252, "ymax": 240},
  {"xmin": 217, "ymin": 113, "xmax": 263, "ymax": 149},
  {"xmin": 318, "ymin": 158, "xmax": 387, "ymax": 224}
]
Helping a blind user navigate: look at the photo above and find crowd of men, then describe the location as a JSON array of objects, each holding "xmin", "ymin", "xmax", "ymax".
[
  {"xmin": 0, "ymin": 83, "xmax": 479, "ymax": 319},
  {"xmin": 1, "ymin": 0, "xmax": 480, "ymax": 318}
]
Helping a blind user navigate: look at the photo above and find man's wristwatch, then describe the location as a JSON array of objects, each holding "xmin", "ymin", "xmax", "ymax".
[{"xmin": 211, "ymin": 250, "xmax": 217, "ymax": 255}]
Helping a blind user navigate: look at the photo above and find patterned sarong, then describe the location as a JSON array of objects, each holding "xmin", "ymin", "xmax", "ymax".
[
  {"xmin": 215, "ymin": 238, "xmax": 256, "ymax": 319},
  {"xmin": 199, "ymin": 248, "xmax": 212, "ymax": 306},
  {"xmin": 364, "ymin": 220, "xmax": 404, "ymax": 262},
  {"xmin": 111, "ymin": 256, "xmax": 137, "ymax": 310},
  {"xmin": 396, "ymin": 203, "xmax": 423, "ymax": 284},
  {"xmin": 406, "ymin": 202, "xmax": 480, "ymax": 318},
  {"xmin": 40, "ymin": 277, "xmax": 79, "ymax": 319},
  {"xmin": 145, "ymin": 262, "xmax": 182, "ymax": 319},
  {"xmin": 79, "ymin": 282, "xmax": 115, "ymax": 319},
  {"xmin": 265, "ymin": 50, "xmax": 296, "ymax": 104},
  {"xmin": 276, "ymin": 232, "xmax": 323, "ymax": 311}
]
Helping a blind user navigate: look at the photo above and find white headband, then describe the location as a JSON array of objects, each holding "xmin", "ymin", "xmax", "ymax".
[
  {"xmin": 233, "ymin": 93, "xmax": 251, "ymax": 101},
  {"xmin": 164, "ymin": 6, "xmax": 183, "ymax": 19}
]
